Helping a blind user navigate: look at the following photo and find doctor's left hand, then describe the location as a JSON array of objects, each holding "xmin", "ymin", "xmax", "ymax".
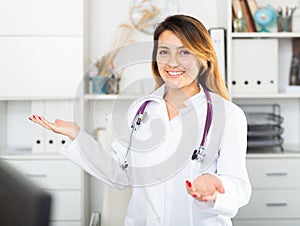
[{"xmin": 185, "ymin": 174, "xmax": 225, "ymax": 202}]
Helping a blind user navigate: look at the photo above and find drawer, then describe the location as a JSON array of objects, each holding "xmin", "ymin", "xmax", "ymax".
[
  {"xmin": 5, "ymin": 159, "xmax": 82, "ymax": 189},
  {"xmin": 233, "ymin": 219, "xmax": 300, "ymax": 226},
  {"xmin": 247, "ymin": 159, "xmax": 300, "ymax": 188},
  {"xmin": 235, "ymin": 189, "xmax": 300, "ymax": 219},
  {"xmin": 49, "ymin": 190, "xmax": 82, "ymax": 221},
  {"xmin": 50, "ymin": 222, "xmax": 81, "ymax": 226}
]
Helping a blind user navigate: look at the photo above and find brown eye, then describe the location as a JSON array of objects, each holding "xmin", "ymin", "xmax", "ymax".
[
  {"xmin": 180, "ymin": 50, "xmax": 190, "ymax": 55},
  {"xmin": 158, "ymin": 50, "xmax": 168, "ymax": 55}
]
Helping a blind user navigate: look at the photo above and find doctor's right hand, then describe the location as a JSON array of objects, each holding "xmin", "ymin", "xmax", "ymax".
[{"xmin": 29, "ymin": 115, "xmax": 80, "ymax": 140}]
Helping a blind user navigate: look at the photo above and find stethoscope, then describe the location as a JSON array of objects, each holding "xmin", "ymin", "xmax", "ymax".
[{"xmin": 120, "ymin": 87, "xmax": 213, "ymax": 170}]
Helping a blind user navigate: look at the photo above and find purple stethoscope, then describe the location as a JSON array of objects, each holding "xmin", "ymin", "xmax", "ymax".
[{"xmin": 120, "ymin": 87, "xmax": 213, "ymax": 170}]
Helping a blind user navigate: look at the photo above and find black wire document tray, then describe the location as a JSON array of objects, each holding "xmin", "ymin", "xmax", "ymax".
[
  {"xmin": 247, "ymin": 125, "xmax": 284, "ymax": 137},
  {"xmin": 246, "ymin": 113, "xmax": 283, "ymax": 126},
  {"xmin": 240, "ymin": 104, "xmax": 284, "ymax": 152}
]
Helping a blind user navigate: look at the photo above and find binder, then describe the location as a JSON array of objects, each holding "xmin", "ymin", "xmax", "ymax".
[
  {"xmin": 31, "ymin": 101, "xmax": 45, "ymax": 153},
  {"xmin": 209, "ymin": 27, "xmax": 227, "ymax": 84},
  {"xmin": 232, "ymin": 39, "xmax": 278, "ymax": 94},
  {"xmin": 44, "ymin": 100, "xmax": 73, "ymax": 153}
]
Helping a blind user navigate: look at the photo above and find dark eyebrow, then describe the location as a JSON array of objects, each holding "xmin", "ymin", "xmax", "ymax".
[
  {"xmin": 157, "ymin": 46, "xmax": 169, "ymax": 49},
  {"xmin": 158, "ymin": 45, "xmax": 186, "ymax": 49}
]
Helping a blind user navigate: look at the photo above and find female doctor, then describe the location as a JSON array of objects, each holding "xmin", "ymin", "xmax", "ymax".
[{"xmin": 29, "ymin": 15, "xmax": 251, "ymax": 226}]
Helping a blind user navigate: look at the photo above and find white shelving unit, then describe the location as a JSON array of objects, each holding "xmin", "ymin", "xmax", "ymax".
[
  {"xmin": 0, "ymin": 0, "xmax": 88, "ymax": 225},
  {"xmin": 2, "ymin": 0, "xmax": 300, "ymax": 225},
  {"xmin": 228, "ymin": 0, "xmax": 300, "ymax": 225}
]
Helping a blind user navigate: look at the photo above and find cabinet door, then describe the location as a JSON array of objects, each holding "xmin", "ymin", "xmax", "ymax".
[
  {"xmin": 0, "ymin": 37, "xmax": 83, "ymax": 97},
  {"xmin": 247, "ymin": 159, "xmax": 300, "ymax": 188},
  {"xmin": 50, "ymin": 222, "xmax": 81, "ymax": 226},
  {"xmin": 0, "ymin": 0, "xmax": 83, "ymax": 35},
  {"xmin": 49, "ymin": 190, "xmax": 82, "ymax": 221},
  {"xmin": 235, "ymin": 189, "xmax": 300, "ymax": 219},
  {"xmin": 6, "ymin": 159, "xmax": 82, "ymax": 189},
  {"xmin": 233, "ymin": 219, "xmax": 300, "ymax": 226}
]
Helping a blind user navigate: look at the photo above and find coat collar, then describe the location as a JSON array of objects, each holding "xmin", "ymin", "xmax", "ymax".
[{"xmin": 144, "ymin": 83, "xmax": 207, "ymax": 108}]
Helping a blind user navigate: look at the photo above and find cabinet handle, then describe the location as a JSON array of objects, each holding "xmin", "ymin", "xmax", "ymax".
[
  {"xmin": 266, "ymin": 202, "xmax": 287, "ymax": 207},
  {"xmin": 266, "ymin": 172, "xmax": 288, "ymax": 176},
  {"xmin": 25, "ymin": 173, "xmax": 47, "ymax": 178}
]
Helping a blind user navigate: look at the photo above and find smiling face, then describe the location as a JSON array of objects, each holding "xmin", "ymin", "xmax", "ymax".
[{"xmin": 157, "ymin": 30, "xmax": 201, "ymax": 92}]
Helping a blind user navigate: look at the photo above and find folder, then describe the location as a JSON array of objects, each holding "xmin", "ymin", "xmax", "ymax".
[
  {"xmin": 44, "ymin": 100, "xmax": 74, "ymax": 153},
  {"xmin": 31, "ymin": 101, "xmax": 45, "ymax": 153},
  {"xmin": 209, "ymin": 27, "xmax": 227, "ymax": 85}
]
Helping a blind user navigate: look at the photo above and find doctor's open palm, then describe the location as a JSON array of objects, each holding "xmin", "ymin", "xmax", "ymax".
[
  {"xmin": 186, "ymin": 174, "xmax": 225, "ymax": 202},
  {"xmin": 29, "ymin": 115, "xmax": 80, "ymax": 140}
]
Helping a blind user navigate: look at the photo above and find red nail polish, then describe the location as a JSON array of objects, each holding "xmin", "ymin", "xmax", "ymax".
[
  {"xmin": 186, "ymin": 180, "xmax": 192, "ymax": 188},
  {"xmin": 33, "ymin": 115, "xmax": 36, "ymax": 119},
  {"xmin": 28, "ymin": 117, "xmax": 32, "ymax": 121},
  {"xmin": 38, "ymin": 116, "xmax": 42, "ymax": 120},
  {"xmin": 192, "ymin": 194, "xmax": 198, "ymax": 198}
]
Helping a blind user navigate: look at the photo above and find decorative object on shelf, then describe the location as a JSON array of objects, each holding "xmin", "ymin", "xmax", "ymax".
[
  {"xmin": 92, "ymin": 75, "xmax": 107, "ymax": 94},
  {"xmin": 129, "ymin": 0, "xmax": 178, "ymax": 34},
  {"xmin": 253, "ymin": 5, "xmax": 277, "ymax": 32},
  {"xmin": 233, "ymin": 10, "xmax": 247, "ymax": 32},
  {"xmin": 232, "ymin": 0, "xmax": 257, "ymax": 32},
  {"xmin": 289, "ymin": 53, "xmax": 300, "ymax": 86},
  {"xmin": 90, "ymin": 0, "xmax": 179, "ymax": 95},
  {"xmin": 91, "ymin": 24, "xmax": 133, "ymax": 95},
  {"xmin": 277, "ymin": 6, "xmax": 297, "ymax": 32}
]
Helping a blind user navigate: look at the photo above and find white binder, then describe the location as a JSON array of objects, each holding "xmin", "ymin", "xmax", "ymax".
[
  {"xmin": 209, "ymin": 27, "xmax": 227, "ymax": 84},
  {"xmin": 232, "ymin": 39, "xmax": 278, "ymax": 94}
]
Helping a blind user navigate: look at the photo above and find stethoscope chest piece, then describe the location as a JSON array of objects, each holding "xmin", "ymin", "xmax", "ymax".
[
  {"xmin": 120, "ymin": 161, "xmax": 129, "ymax": 170},
  {"xmin": 191, "ymin": 146, "xmax": 206, "ymax": 162}
]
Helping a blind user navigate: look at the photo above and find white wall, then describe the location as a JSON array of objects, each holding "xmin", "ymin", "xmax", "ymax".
[
  {"xmin": 86, "ymin": 1, "xmax": 224, "ymax": 225},
  {"xmin": 87, "ymin": 0, "xmax": 227, "ymax": 96},
  {"xmin": 89, "ymin": 0, "xmax": 227, "ymax": 61}
]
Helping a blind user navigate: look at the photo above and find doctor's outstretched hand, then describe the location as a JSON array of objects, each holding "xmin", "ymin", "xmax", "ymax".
[
  {"xmin": 186, "ymin": 174, "xmax": 225, "ymax": 202},
  {"xmin": 29, "ymin": 115, "xmax": 80, "ymax": 140}
]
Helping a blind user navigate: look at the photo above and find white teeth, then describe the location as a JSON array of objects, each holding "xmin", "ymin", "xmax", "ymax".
[{"xmin": 168, "ymin": 71, "xmax": 183, "ymax": 76}]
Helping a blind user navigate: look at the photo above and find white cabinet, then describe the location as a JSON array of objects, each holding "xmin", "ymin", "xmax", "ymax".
[
  {"xmin": 0, "ymin": 0, "xmax": 84, "ymax": 98},
  {"xmin": 0, "ymin": 0, "xmax": 87, "ymax": 224},
  {"xmin": 0, "ymin": 0, "xmax": 83, "ymax": 35},
  {"xmin": 1, "ymin": 157, "xmax": 86, "ymax": 226},
  {"xmin": 233, "ymin": 154, "xmax": 300, "ymax": 225},
  {"xmin": 0, "ymin": 37, "xmax": 83, "ymax": 98},
  {"xmin": 227, "ymin": 0, "xmax": 300, "ymax": 151},
  {"xmin": 228, "ymin": 0, "xmax": 300, "ymax": 225}
]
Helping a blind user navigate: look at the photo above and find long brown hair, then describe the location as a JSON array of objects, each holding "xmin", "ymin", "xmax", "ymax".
[{"xmin": 151, "ymin": 14, "xmax": 229, "ymax": 100}]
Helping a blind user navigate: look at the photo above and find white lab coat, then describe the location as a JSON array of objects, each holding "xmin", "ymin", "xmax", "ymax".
[{"xmin": 62, "ymin": 84, "xmax": 251, "ymax": 226}]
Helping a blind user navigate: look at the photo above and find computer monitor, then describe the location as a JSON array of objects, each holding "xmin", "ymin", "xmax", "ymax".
[{"xmin": 0, "ymin": 160, "xmax": 52, "ymax": 226}]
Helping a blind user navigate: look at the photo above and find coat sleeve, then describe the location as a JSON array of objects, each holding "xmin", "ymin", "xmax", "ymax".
[
  {"xmin": 194, "ymin": 104, "xmax": 252, "ymax": 217},
  {"xmin": 61, "ymin": 128, "xmax": 131, "ymax": 190}
]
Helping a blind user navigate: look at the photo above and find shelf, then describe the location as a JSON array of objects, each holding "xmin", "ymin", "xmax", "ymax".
[
  {"xmin": 84, "ymin": 94, "xmax": 141, "ymax": 100},
  {"xmin": 231, "ymin": 32, "xmax": 300, "ymax": 39},
  {"xmin": 247, "ymin": 151, "xmax": 300, "ymax": 159},
  {"xmin": 0, "ymin": 148, "xmax": 65, "ymax": 160},
  {"xmin": 232, "ymin": 93, "xmax": 300, "ymax": 99},
  {"xmin": 0, "ymin": 96, "xmax": 80, "ymax": 101}
]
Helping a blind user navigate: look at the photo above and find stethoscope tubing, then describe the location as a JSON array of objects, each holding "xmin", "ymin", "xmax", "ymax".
[{"xmin": 121, "ymin": 88, "xmax": 212, "ymax": 170}]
